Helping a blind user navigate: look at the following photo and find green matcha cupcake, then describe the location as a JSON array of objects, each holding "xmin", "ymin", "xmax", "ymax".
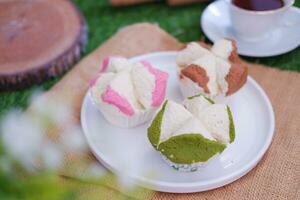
[
  {"xmin": 183, "ymin": 94, "xmax": 235, "ymax": 144},
  {"xmin": 147, "ymin": 99, "xmax": 230, "ymax": 172}
]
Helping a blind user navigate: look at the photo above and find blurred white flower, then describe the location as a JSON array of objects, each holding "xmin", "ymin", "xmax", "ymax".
[
  {"xmin": 0, "ymin": 90, "xmax": 90, "ymax": 173},
  {"xmin": 29, "ymin": 90, "xmax": 44, "ymax": 103},
  {"xmin": 84, "ymin": 162, "xmax": 107, "ymax": 179},
  {"xmin": 1, "ymin": 110, "xmax": 43, "ymax": 171},
  {"xmin": 112, "ymin": 151, "xmax": 141, "ymax": 190},
  {"xmin": 60, "ymin": 125, "xmax": 89, "ymax": 154},
  {"xmin": 30, "ymin": 94, "xmax": 71, "ymax": 126},
  {"xmin": 117, "ymin": 173, "xmax": 137, "ymax": 191},
  {"xmin": 101, "ymin": 134, "xmax": 146, "ymax": 190},
  {"xmin": 40, "ymin": 142, "xmax": 64, "ymax": 171}
]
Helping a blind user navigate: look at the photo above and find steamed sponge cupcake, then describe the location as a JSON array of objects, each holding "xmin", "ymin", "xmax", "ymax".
[
  {"xmin": 148, "ymin": 95, "xmax": 235, "ymax": 172},
  {"xmin": 177, "ymin": 39, "xmax": 248, "ymax": 98},
  {"xmin": 211, "ymin": 39, "xmax": 239, "ymax": 62},
  {"xmin": 99, "ymin": 56, "xmax": 132, "ymax": 73},
  {"xmin": 90, "ymin": 57, "xmax": 168, "ymax": 128},
  {"xmin": 183, "ymin": 94, "xmax": 235, "ymax": 144},
  {"xmin": 131, "ymin": 61, "xmax": 168, "ymax": 109},
  {"xmin": 176, "ymin": 42, "xmax": 211, "ymax": 68}
]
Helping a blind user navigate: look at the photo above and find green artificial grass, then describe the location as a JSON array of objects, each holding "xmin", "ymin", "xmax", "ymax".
[{"xmin": 0, "ymin": 0, "xmax": 299, "ymax": 117}]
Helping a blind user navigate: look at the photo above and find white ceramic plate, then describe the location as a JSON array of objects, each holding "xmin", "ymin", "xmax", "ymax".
[
  {"xmin": 201, "ymin": 0, "xmax": 300, "ymax": 57},
  {"xmin": 81, "ymin": 52, "xmax": 275, "ymax": 193}
]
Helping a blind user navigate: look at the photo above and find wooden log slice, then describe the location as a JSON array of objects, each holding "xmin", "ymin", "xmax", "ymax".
[
  {"xmin": 167, "ymin": 0, "xmax": 209, "ymax": 6},
  {"xmin": 0, "ymin": 0, "xmax": 87, "ymax": 90},
  {"xmin": 110, "ymin": 0, "xmax": 155, "ymax": 6}
]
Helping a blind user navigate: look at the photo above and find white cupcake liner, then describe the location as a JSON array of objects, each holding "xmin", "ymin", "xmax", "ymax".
[
  {"xmin": 160, "ymin": 152, "xmax": 219, "ymax": 172},
  {"xmin": 89, "ymin": 89, "xmax": 157, "ymax": 128},
  {"xmin": 99, "ymin": 103, "xmax": 155, "ymax": 128}
]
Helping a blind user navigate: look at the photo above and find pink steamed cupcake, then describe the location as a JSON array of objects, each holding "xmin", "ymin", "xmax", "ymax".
[{"xmin": 90, "ymin": 56, "xmax": 168, "ymax": 128}]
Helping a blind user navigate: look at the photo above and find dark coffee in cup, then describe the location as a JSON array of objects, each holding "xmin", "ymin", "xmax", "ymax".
[{"xmin": 232, "ymin": 0, "xmax": 284, "ymax": 11}]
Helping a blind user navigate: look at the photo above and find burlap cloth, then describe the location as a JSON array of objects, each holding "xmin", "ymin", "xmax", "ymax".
[{"xmin": 42, "ymin": 23, "xmax": 299, "ymax": 199}]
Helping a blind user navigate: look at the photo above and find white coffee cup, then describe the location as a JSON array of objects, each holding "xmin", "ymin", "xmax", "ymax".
[{"xmin": 227, "ymin": 0, "xmax": 295, "ymax": 41}]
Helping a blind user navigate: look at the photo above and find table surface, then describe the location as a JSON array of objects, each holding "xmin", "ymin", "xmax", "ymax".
[{"xmin": 0, "ymin": 0, "xmax": 299, "ymax": 116}]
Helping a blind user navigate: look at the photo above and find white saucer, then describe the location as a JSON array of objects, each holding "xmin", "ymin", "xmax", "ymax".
[
  {"xmin": 81, "ymin": 52, "xmax": 275, "ymax": 193},
  {"xmin": 201, "ymin": 0, "xmax": 300, "ymax": 57}
]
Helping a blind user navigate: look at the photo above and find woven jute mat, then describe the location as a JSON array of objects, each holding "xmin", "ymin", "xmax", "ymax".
[{"xmin": 40, "ymin": 23, "xmax": 299, "ymax": 199}]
